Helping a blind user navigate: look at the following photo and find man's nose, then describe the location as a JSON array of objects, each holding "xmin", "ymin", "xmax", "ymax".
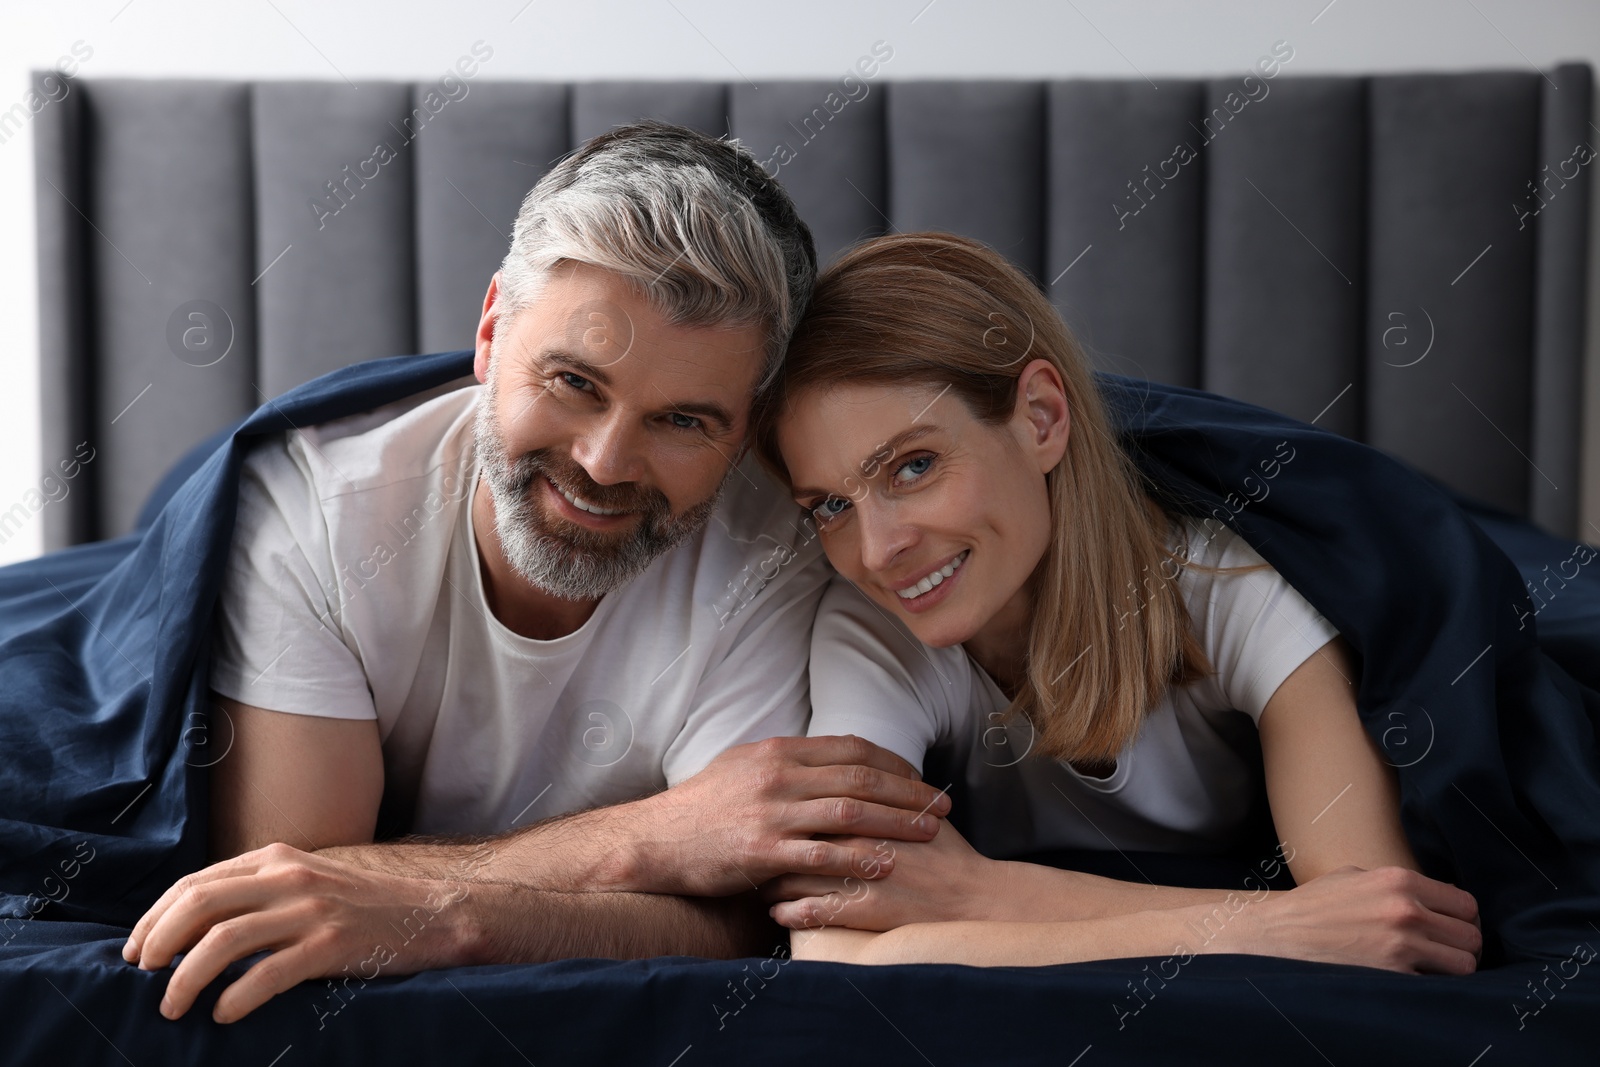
[{"xmin": 572, "ymin": 409, "xmax": 646, "ymax": 486}]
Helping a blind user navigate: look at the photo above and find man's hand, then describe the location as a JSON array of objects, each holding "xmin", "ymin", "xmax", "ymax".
[
  {"xmin": 631, "ymin": 734, "xmax": 952, "ymax": 896},
  {"xmin": 123, "ymin": 843, "xmax": 476, "ymax": 1024},
  {"xmin": 761, "ymin": 818, "xmax": 994, "ymax": 931},
  {"xmin": 1230, "ymin": 864, "xmax": 1482, "ymax": 974}
]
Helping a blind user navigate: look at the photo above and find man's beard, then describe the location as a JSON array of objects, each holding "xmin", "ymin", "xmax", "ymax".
[{"xmin": 472, "ymin": 380, "xmax": 728, "ymax": 602}]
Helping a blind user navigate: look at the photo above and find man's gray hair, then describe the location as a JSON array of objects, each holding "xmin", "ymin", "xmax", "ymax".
[{"xmin": 496, "ymin": 120, "xmax": 816, "ymax": 397}]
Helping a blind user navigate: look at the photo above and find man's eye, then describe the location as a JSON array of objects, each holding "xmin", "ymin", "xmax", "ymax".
[
  {"xmin": 667, "ymin": 412, "xmax": 702, "ymax": 431},
  {"xmin": 811, "ymin": 496, "xmax": 852, "ymax": 525},
  {"xmin": 559, "ymin": 372, "xmax": 593, "ymax": 391}
]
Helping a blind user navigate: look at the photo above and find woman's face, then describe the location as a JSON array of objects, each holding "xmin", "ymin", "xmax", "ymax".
[{"xmin": 775, "ymin": 360, "xmax": 1071, "ymax": 649}]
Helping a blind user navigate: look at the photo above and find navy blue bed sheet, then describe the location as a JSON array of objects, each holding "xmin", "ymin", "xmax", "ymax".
[{"xmin": 2, "ymin": 351, "xmax": 1597, "ymax": 1065}]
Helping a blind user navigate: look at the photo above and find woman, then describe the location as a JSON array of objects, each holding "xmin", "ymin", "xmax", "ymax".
[{"xmin": 752, "ymin": 232, "xmax": 1482, "ymax": 972}]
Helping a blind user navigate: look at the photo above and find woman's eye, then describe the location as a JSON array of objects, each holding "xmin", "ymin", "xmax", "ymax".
[
  {"xmin": 667, "ymin": 412, "xmax": 702, "ymax": 431},
  {"xmin": 894, "ymin": 454, "xmax": 934, "ymax": 483}
]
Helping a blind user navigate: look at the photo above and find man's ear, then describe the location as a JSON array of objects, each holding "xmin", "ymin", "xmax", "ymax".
[
  {"xmin": 474, "ymin": 273, "xmax": 502, "ymax": 384},
  {"xmin": 1012, "ymin": 358, "xmax": 1071, "ymax": 474}
]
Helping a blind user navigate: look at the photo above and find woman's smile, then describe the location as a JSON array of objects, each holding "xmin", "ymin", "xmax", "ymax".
[{"xmin": 890, "ymin": 548, "xmax": 970, "ymax": 612}]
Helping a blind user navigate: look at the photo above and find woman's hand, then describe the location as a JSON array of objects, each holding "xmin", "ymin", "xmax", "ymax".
[
  {"xmin": 1226, "ymin": 864, "xmax": 1482, "ymax": 974},
  {"xmin": 760, "ymin": 818, "xmax": 1000, "ymax": 931}
]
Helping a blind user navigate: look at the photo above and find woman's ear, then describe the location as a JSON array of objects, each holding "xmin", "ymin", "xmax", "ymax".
[
  {"xmin": 1012, "ymin": 358, "xmax": 1071, "ymax": 473},
  {"xmin": 474, "ymin": 273, "xmax": 502, "ymax": 384}
]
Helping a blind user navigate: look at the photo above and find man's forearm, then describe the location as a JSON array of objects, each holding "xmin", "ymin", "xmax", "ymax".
[
  {"xmin": 319, "ymin": 815, "xmax": 1265, "ymax": 917},
  {"xmin": 316, "ymin": 733, "xmax": 956, "ymax": 901},
  {"xmin": 318, "ymin": 799, "xmax": 656, "ymax": 892},
  {"xmin": 440, "ymin": 883, "xmax": 784, "ymax": 964}
]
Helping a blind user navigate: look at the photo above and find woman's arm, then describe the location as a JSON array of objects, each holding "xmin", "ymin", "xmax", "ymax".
[
  {"xmin": 986, "ymin": 633, "xmax": 1421, "ymax": 916},
  {"xmin": 774, "ymin": 637, "xmax": 1433, "ymax": 930},
  {"xmin": 1019, "ymin": 619, "xmax": 1425, "ymax": 918},
  {"xmin": 766, "ymin": 818, "xmax": 1271, "ymax": 931},
  {"xmin": 789, "ymin": 582, "xmax": 1430, "ymax": 928},
  {"xmin": 1256, "ymin": 634, "xmax": 1420, "ymax": 880},
  {"xmin": 792, "ymin": 911, "xmax": 1207, "ymax": 967},
  {"xmin": 791, "ymin": 865, "xmax": 1480, "ymax": 974}
]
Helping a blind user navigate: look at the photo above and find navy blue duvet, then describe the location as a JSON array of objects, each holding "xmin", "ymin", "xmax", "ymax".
[{"xmin": 2, "ymin": 350, "xmax": 1596, "ymax": 1064}]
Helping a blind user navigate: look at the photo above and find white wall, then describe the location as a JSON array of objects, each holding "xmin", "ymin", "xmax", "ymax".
[{"xmin": 3, "ymin": 0, "xmax": 1599, "ymax": 563}]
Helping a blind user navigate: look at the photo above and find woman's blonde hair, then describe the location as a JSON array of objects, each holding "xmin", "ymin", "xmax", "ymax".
[{"xmin": 754, "ymin": 232, "xmax": 1264, "ymax": 763}]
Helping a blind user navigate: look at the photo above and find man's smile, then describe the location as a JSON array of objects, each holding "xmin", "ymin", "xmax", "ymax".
[{"xmin": 542, "ymin": 475, "xmax": 638, "ymax": 529}]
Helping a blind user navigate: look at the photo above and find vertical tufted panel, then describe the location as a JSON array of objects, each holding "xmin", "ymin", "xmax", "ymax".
[
  {"xmin": 1530, "ymin": 62, "xmax": 1593, "ymax": 536},
  {"xmin": 887, "ymin": 82, "xmax": 1046, "ymax": 281},
  {"xmin": 1366, "ymin": 73, "xmax": 1540, "ymax": 518},
  {"xmin": 30, "ymin": 70, "xmax": 1594, "ymax": 547},
  {"xmin": 1047, "ymin": 79, "xmax": 1204, "ymax": 386},
  {"xmin": 730, "ymin": 81, "xmax": 886, "ymax": 266},
  {"xmin": 82, "ymin": 80, "xmax": 257, "ymax": 539},
  {"xmin": 33, "ymin": 71, "xmax": 95, "ymax": 549},
  {"xmin": 413, "ymin": 82, "xmax": 570, "ymax": 353},
  {"xmin": 570, "ymin": 82, "xmax": 728, "ymax": 143},
  {"xmin": 1202, "ymin": 77, "xmax": 1366, "ymax": 436},
  {"xmin": 253, "ymin": 82, "xmax": 417, "ymax": 397}
]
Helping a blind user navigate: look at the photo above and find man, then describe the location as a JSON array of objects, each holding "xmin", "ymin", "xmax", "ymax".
[{"xmin": 121, "ymin": 122, "xmax": 951, "ymax": 1024}]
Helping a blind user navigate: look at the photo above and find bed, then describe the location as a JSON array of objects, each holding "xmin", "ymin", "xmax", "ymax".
[{"xmin": 7, "ymin": 68, "xmax": 1599, "ymax": 1063}]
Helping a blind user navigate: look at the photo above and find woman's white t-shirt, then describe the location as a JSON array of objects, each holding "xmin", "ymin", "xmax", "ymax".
[
  {"xmin": 806, "ymin": 517, "xmax": 1341, "ymax": 857},
  {"xmin": 208, "ymin": 380, "xmax": 830, "ymax": 836}
]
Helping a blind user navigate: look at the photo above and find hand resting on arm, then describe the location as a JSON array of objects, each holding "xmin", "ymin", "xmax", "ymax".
[
  {"xmin": 769, "ymin": 637, "xmax": 1482, "ymax": 974},
  {"xmin": 124, "ymin": 697, "xmax": 948, "ymax": 1022},
  {"xmin": 316, "ymin": 731, "xmax": 950, "ymax": 897}
]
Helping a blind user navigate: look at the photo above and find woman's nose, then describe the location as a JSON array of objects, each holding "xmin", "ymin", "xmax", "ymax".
[{"xmin": 856, "ymin": 503, "xmax": 918, "ymax": 575}]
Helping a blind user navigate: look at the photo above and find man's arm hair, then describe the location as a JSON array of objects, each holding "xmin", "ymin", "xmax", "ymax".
[
  {"xmin": 252, "ymin": 783, "xmax": 779, "ymax": 961},
  {"xmin": 453, "ymin": 885, "xmax": 785, "ymax": 963},
  {"xmin": 316, "ymin": 797, "xmax": 658, "ymax": 892},
  {"xmin": 317, "ymin": 732, "xmax": 955, "ymax": 903}
]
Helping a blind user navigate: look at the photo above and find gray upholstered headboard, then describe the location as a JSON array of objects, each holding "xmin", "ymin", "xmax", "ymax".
[{"xmin": 32, "ymin": 66, "xmax": 1592, "ymax": 550}]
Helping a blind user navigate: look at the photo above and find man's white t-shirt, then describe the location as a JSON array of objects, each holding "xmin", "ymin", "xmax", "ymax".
[
  {"xmin": 208, "ymin": 379, "xmax": 829, "ymax": 835},
  {"xmin": 806, "ymin": 516, "xmax": 1341, "ymax": 857}
]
